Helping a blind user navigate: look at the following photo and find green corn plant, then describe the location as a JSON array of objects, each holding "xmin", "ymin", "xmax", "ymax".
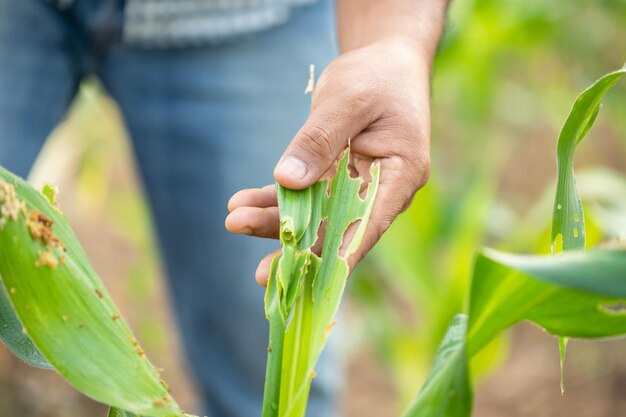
[
  {"xmin": 400, "ymin": 67, "xmax": 626, "ymax": 416},
  {"xmin": 0, "ymin": 170, "xmax": 195, "ymax": 416},
  {"xmin": 0, "ymin": 138, "xmax": 381, "ymax": 417},
  {"xmin": 262, "ymin": 148, "xmax": 380, "ymax": 417},
  {"xmin": 261, "ymin": 66, "xmax": 626, "ymax": 417},
  {"xmin": 350, "ymin": 0, "xmax": 626, "ymax": 405},
  {"xmin": 1, "ymin": 62, "xmax": 624, "ymax": 417},
  {"xmin": 349, "ymin": 154, "xmax": 506, "ymax": 406}
]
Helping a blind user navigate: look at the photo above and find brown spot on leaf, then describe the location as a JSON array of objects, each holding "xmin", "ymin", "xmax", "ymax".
[
  {"xmin": 36, "ymin": 250, "xmax": 58, "ymax": 269},
  {"xmin": 323, "ymin": 320, "xmax": 337, "ymax": 339},
  {"xmin": 0, "ymin": 179, "xmax": 25, "ymax": 227},
  {"xmin": 28, "ymin": 210, "xmax": 65, "ymax": 252}
]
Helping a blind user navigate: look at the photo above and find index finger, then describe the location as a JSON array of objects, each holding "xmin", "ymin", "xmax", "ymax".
[{"xmin": 228, "ymin": 185, "xmax": 277, "ymax": 212}]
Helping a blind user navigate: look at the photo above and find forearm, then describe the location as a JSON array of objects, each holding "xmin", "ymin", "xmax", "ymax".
[{"xmin": 336, "ymin": 0, "xmax": 448, "ymax": 62}]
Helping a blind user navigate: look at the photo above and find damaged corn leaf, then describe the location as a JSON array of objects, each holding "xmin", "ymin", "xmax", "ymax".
[
  {"xmin": 403, "ymin": 67, "xmax": 626, "ymax": 417},
  {"xmin": 262, "ymin": 148, "xmax": 380, "ymax": 417},
  {"xmin": 551, "ymin": 67, "xmax": 626, "ymax": 253},
  {"xmin": 550, "ymin": 65, "xmax": 624, "ymax": 387},
  {"xmin": 0, "ymin": 168, "xmax": 187, "ymax": 416}
]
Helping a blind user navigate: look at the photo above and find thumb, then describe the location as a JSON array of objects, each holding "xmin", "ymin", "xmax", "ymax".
[{"xmin": 274, "ymin": 101, "xmax": 374, "ymax": 189}]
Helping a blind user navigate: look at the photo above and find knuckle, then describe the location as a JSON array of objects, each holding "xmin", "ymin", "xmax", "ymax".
[
  {"xmin": 248, "ymin": 222, "xmax": 269, "ymax": 237},
  {"xmin": 413, "ymin": 155, "xmax": 431, "ymax": 189},
  {"xmin": 384, "ymin": 156, "xmax": 429, "ymax": 213},
  {"xmin": 395, "ymin": 150, "xmax": 430, "ymax": 190},
  {"xmin": 398, "ymin": 129, "xmax": 431, "ymax": 191},
  {"xmin": 370, "ymin": 213, "xmax": 394, "ymax": 242},
  {"xmin": 298, "ymin": 125, "xmax": 336, "ymax": 158},
  {"xmin": 352, "ymin": 95, "xmax": 378, "ymax": 122},
  {"xmin": 400, "ymin": 195, "xmax": 416, "ymax": 213}
]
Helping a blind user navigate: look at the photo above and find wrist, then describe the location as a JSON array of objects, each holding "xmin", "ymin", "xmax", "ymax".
[
  {"xmin": 336, "ymin": 0, "xmax": 448, "ymax": 69},
  {"xmin": 349, "ymin": 36, "xmax": 434, "ymax": 82},
  {"xmin": 375, "ymin": 35, "xmax": 436, "ymax": 69}
]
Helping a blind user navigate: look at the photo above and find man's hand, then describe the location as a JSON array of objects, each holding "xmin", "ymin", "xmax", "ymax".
[
  {"xmin": 226, "ymin": 37, "xmax": 433, "ymax": 285},
  {"xmin": 225, "ymin": 0, "xmax": 448, "ymax": 286}
]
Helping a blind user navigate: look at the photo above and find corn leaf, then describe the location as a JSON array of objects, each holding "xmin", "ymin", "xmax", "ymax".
[
  {"xmin": 402, "ymin": 67, "xmax": 626, "ymax": 417},
  {"xmin": 550, "ymin": 65, "xmax": 625, "ymax": 384},
  {"xmin": 262, "ymin": 148, "xmax": 380, "ymax": 417},
  {"xmin": 551, "ymin": 67, "xmax": 626, "ymax": 252},
  {"xmin": 0, "ymin": 168, "xmax": 186, "ymax": 416},
  {"xmin": 400, "ymin": 315, "xmax": 471, "ymax": 417},
  {"xmin": 0, "ymin": 273, "xmax": 52, "ymax": 369},
  {"xmin": 108, "ymin": 408, "xmax": 142, "ymax": 417},
  {"xmin": 467, "ymin": 247, "xmax": 626, "ymax": 355},
  {"xmin": 402, "ymin": 245, "xmax": 626, "ymax": 417}
]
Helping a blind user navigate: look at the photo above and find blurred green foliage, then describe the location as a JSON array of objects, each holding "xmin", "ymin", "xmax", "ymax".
[
  {"xmin": 7, "ymin": 1, "xmax": 624, "ymax": 416},
  {"xmin": 349, "ymin": 0, "xmax": 626, "ymax": 410}
]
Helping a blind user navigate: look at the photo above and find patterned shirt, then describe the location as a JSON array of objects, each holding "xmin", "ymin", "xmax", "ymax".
[{"xmin": 48, "ymin": 0, "xmax": 319, "ymax": 47}]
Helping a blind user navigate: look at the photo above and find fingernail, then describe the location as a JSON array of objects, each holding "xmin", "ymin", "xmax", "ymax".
[{"xmin": 277, "ymin": 156, "xmax": 308, "ymax": 180}]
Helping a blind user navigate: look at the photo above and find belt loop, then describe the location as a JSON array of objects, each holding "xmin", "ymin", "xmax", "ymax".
[
  {"xmin": 89, "ymin": 0, "xmax": 124, "ymax": 71},
  {"xmin": 93, "ymin": 0, "xmax": 124, "ymax": 55}
]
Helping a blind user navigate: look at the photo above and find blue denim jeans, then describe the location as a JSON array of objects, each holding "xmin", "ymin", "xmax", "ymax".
[{"xmin": 0, "ymin": 1, "xmax": 340, "ymax": 416}]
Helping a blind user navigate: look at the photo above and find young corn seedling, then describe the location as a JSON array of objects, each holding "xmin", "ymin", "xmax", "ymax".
[{"xmin": 262, "ymin": 148, "xmax": 380, "ymax": 417}]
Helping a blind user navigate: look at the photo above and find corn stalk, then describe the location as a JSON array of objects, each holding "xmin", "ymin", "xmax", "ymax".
[{"xmin": 262, "ymin": 148, "xmax": 380, "ymax": 417}]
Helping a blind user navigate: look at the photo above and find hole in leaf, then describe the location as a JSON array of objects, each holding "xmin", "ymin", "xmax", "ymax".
[
  {"xmin": 347, "ymin": 161, "xmax": 360, "ymax": 180},
  {"xmin": 339, "ymin": 219, "xmax": 363, "ymax": 258},
  {"xmin": 312, "ymin": 219, "xmax": 327, "ymax": 257},
  {"xmin": 551, "ymin": 233, "xmax": 563, "ymax": 255},
  {"xmin": 598, "ymin": 301, "xmax": 626, "ymax": 316}
]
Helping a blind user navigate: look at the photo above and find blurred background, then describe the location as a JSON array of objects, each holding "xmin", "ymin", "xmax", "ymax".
[{"xmin": 2, "ymin": 0, "xmax": 626, "ymax": 416}]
